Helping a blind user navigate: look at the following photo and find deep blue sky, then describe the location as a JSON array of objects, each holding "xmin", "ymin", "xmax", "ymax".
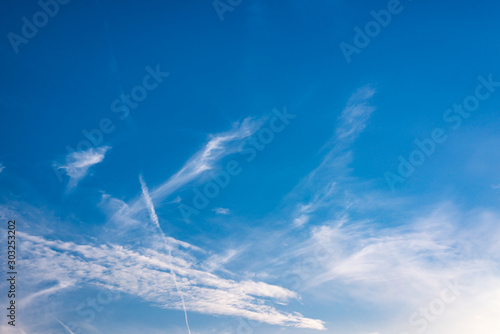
[{"xmin": 1, "ymin": 0, "xmax": 500, "ymax": 333}]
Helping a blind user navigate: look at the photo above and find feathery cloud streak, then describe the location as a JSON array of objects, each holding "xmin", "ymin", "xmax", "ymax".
[
  {"xmin": 54, "ymin": 146, "xmax": 110, "ymax": 189},
  {"xmin": 150, "ymin": 117, "xmax": 263, "ymax": 202},
  {"xmin": 18, "ymin": 231, "xmax": 325, "ymax": 330}
]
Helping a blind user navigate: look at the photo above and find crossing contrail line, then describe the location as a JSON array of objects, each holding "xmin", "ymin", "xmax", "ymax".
[
  {"xmin": 139, "ymin": 174, "xmax": 192, "ymax": 334},
  {"xmin": 53, "ymin": 317, "xmax": 76, "ymax": 334}
]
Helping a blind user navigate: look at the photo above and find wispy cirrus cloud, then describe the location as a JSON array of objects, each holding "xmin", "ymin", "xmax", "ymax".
[
  {"xmin": 276, "ymin": 87, "xmax": 497, "ymax": 305},
  {"xmin": 289, "ymin": 205, "xmax": 500, "ymax": 334},
  {"xmin": 228, "ymin": 84, "xmax": 499, "ymax": 334},
  {"xmin": 227, "ymin": 86, "xmax": 381, "ymax": 290},
  {"xmin": 335, "ymin": 85, "xmax": 376, "ymax": 142},
  {"xmin": 110, "ymin": 117, "xmax": 263, "ymax": 228},
  {"xmin": 0, "ymin": 163, "xmax": 5, "ymax": 173},
  {"xmin": 54, "ymin": 146, "xmax": 110, "ymax": 189},
  {"xmin": 305, "ymin": 206, "xmax": 469, "ymax": 292},
  {"xmin": 288, "ymin": 85, "xmax": 376, "ymax": 228},
  {"xmin": 149, "ymin": 117, "xmax": 263, "ymax": 203},
  {"xmin": 18, "ymin": 231, "xmax": 325, "ymax": 330},
  {"xmin": 203, "ymin": 248, "xmax": 242, "ymax": 274},
  {"xmin": 243, "ymin": 83, "xmax": 500, "ymax": 333}
]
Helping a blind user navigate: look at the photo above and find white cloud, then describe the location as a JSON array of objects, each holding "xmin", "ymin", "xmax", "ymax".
[
  {"xmin": 54, "ymin": 146, "xmax": 110, "ymax": 189},
  {"xmin": 108, "ymin": 117, "xmax": 264, "ymax": 224},
  {"xmin": 17, "ymin": 232, "xmax": 325, "ymax": 330},
  {"xmin": 0, "ymin": 326, "xmax": 28, "ymax": 334},
  {"xmin": 213, "ymin": 207, "xmax": 230, "ymax": 215},
  {"xmin": 335, "ymin": 85, "xmax": 376, "ymax": 141},
  {"xmin": 283, "ymin": 204, "xmax": 500, "ymax": 334},
  {"xmin": 288, "ymin": 86, "xmax": 376, "ymax": 227},
  {"xmin": 148, "ymin": 117, "xmax": 263, "ymax": 203},
  {"xmin": 203, "ymin": 248, "xmax": 241, "ymax": 273},
  {"xmin": 245, "ymin": 198, "xmax": 500, "ymax": 332},
  {"xmin": 140, "ymin": 174, "xmax": 192, "ymax": 334},
  {"xmin": 264, "ymin": 87, "xmax": 500, "ymax": 334},
  {"xmin": 0, "ymin": 163, "xmax": 5, "ymax": 173},
  {"xmin": 3, "ymin": 163, "xmax": 325, "ymax": 331},
  {"xmin": 227, "ymin": 85, "xmax": 500, "ymax": 333},
  {"xmin": 293, "ymin": 214, "xmax": 309, "ymax": 227}
]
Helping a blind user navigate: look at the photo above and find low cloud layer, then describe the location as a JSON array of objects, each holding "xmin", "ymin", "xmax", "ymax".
[{"xmin": 17, "ymin": 232, "xmax": 325, "ymax": 330}]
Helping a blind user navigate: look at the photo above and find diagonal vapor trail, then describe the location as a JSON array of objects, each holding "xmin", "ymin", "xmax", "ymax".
[
  {"xmin": 53, "ymin": 317, "xmax": 76, "ymax": 334},
  {"xmin": 139, "ymin": 174, "xmax": 192, "ymax": 334}
]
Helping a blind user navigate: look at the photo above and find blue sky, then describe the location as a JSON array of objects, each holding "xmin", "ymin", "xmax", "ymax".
[{"xmin": 1, "ymin": 0, "xmax": 500, "ymax": 333}]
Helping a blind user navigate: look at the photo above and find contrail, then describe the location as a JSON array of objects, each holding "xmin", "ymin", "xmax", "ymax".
[
  {"xmin": 53, "ymin": 317, "xmax": 76, "ymax": 334},
  {"xmin": 139, "ymin": 175, "xmax": 192, "ymax": 334}
]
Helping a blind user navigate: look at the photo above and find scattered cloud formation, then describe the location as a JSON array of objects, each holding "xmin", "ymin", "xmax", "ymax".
[
  {"xmin": 102, "ymin": 117, "xmax": 264, "ymax": 238},
  {"xmin": 305, "ymin": 206, "xmax": 496, "ymax": 292},
  {"xmin": 0, "ymin": 163, "xmax": 5, "ymax": 173},
  {"xmin": 292, "ymin": 206, "xmax": 500, "ymax": 334},
  {"xmin": 4, "ymin": 82, "xmax": 498, "ymax": 333},
  {"xmin": 231, "ymin": 85, "xmax": 500, "ymax": 334},
  {"xmin": 18, "ymin": 232, "xmax": 325, "ymax": 330}
]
